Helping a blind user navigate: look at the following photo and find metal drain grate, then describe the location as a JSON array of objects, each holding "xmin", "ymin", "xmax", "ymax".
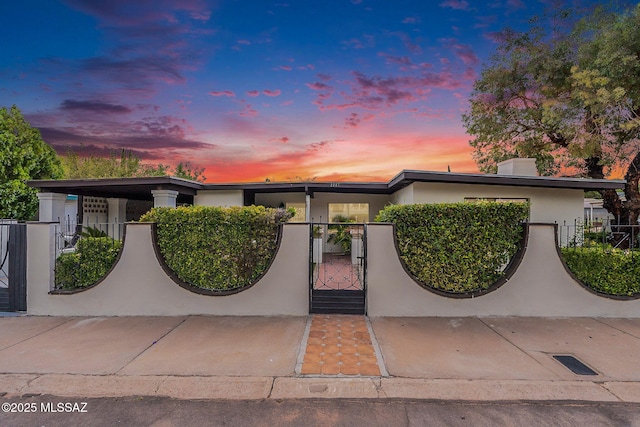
[{"xmin": 553, "ymin": 355, "xmax": 597, "ymax": 376}]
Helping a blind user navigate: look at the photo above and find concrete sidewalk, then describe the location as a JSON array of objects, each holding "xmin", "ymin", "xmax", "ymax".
[{"xmin": 1, "ymin": 315, "xmax": 639, "ymax": 402}]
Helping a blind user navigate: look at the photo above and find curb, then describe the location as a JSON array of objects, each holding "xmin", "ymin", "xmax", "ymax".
[{"xmin": 2, "ymin": 374, "xmax": 640, "ymax": 403}]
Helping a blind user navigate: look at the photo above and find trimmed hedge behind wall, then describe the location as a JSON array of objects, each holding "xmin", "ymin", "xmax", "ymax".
[
  {"xmin": 139, "ymin": 205, "xmax": 292, "ymax": 292},
  {"xmin": 55, "ymin": 237, "xmax": 122, "ymax": 289},
  {"xmin": 561, "ymin": 247, "xmax": 640, "ymax": 297},
  {"xmin": 376, "ymin": 202, "xmax": 529, "ymax": 294}
]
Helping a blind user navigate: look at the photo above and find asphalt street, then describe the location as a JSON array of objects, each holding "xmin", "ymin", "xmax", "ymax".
[{"xmin": 2, "ymin": 395, "xmax": 640, "ymax": 427}]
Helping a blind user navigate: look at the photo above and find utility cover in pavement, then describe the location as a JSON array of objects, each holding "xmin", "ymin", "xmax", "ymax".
[{"xmin": 553, "ymin": 355, "xmax": 597, "ymax": 376}]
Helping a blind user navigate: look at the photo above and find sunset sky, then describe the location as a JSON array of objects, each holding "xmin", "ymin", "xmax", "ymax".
[{"xmin": 0, "ymin": 0, "xmax": 602, "ymax": 182}]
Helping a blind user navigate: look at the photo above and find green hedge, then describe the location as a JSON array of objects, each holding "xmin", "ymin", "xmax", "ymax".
[
  {"xmin": 561, "ymin": 247, "xmax": 640, "ymax": 296},
  {"xmin": 139, "ymin": 205, "xmax": 291, "ymax": 291},
  {"xmin": 55, "ymin": 237, "xmax": 122, "ymax": 289},
  {"xmin": 376, "ymin": 202, "xmax": 529, "ymax": 294}
]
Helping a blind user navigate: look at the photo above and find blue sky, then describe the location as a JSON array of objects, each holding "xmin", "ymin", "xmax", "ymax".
[{"xmin": 0, "ymin": 0, "xmax": 605, "ymax": 182}]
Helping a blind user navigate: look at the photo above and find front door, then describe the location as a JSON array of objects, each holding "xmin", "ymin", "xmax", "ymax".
[{"xmin": 309, "ymin": 223, "xmax": 366, "ymax": 314}]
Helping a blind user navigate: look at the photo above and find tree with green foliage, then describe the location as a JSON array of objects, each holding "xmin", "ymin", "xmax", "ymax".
[
  {"xmin": 61, "ymin": 149, "xmax": 169, "ymax": 179},
  {"xmin": 0, "ymin": 105, "xmax": 63, "ymax": 220},
  {"xmin": 61, "ymin": 149, "xmax": 206, "ymax": 182},
  {"xmin": 463, "ymin": 4, "xmax": 640, "ymax": 226},
  {"xmin": 172, "ymin": 161, "xmax": 206, "ymax": 182}
]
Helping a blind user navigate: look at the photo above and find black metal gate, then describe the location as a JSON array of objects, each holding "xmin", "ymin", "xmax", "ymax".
[
  {"xmin": 0, "ymin": 223, "xmax": 27, "ymax": 312},
  {"xmin": 309, "ymin": 223, "xmax": 366, "ymax": 314}
]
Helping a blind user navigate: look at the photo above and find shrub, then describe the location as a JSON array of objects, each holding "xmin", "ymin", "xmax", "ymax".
[
  {"xmin": 327, "ymin": 215, "xmax": 356, "ymax": 254},
  {"xmin": 561, "ymin": 247, "xmax": 640, "ymax": 296},
  {"xmin": 376, "ymin": 202, "xmax": 529, "ymax": 294},
  {"xmin": 55, "ymin": 237, "xmax": 122, "ymax": 289},
  {"xmin": 139, "ymin": 205, "xmax": 291, "ymax": 291}
]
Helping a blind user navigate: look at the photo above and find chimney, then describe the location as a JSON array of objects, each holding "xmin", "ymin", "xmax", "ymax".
[{"xmin": 496, "ymin": 158, "xmax": 538, "ymax": 176}]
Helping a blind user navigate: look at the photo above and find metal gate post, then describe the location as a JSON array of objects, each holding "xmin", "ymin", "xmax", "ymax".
[{"xmin": 8, "ymin": 224, "xmax": 27, "ymax": 311}]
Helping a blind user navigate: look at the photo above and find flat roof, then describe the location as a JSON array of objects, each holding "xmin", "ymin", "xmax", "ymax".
[
  {"xmin": 27, "ymin": 176, "xmax": 201, "ymax": 203},
  {"xmin": 388, "ymin": 170, "xmax": 626, "ymax": 191},
  {"xmin": 28, "ymin": 170, "xmax": 626, "ymax": 201}
]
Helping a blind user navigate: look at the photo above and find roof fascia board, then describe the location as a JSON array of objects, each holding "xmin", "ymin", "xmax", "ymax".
[{"xmin": 389, "ymin": 170, "xmax": 625, "ymax": 191}]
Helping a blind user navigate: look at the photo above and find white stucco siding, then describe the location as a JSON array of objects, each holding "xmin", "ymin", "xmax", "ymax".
[
  {"xmin": 408, "ymin": 182, "xmax": 583, "ymax": 225},
  {"xmin": 194, "ymin": 190, "xmax": 244, "ymax": 207},
  {"xmin": 389, "ymin": 184, "xmax": 413, "ymax": 206}
]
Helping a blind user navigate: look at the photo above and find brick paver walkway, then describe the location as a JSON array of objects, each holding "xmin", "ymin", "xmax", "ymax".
[
  {"xmin": 313, "ymin": 254, "xmax": 364, "ymax": 290},
  {"xmin": 300, "ymin": 315, "xmax": 381, "ymax": 376}
]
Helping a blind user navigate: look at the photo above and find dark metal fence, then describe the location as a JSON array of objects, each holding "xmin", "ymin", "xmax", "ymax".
[
  {"xmin": 0, "ymin": 221, "xmax": 12, "ymax": 291},
  {"xmin": 558, "ymin": 218, "xmax": 640, "ymax": 254},
  {"xmin": 558, "ymin": 218, "xmax": 640, "ymax": 297},
  {"xmin": 0, "ymin": 221, "xmax": 27, "ymax": 311}
]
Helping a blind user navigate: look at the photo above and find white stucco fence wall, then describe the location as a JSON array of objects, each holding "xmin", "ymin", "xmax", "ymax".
[
  {"xmin": 25, "ymin": 222, "xmax": 640, "ymax": 317},
  {"xmin": 26, "ymin": 222, "xmax": 309, "ymax": 316},
  {"xmin": 366, "ymin": 223, "xmax": 640, "ymax": 317}
]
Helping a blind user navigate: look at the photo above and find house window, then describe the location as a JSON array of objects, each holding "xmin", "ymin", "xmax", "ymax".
[
  {"xmin": 286, "ymin": 202, "xmax": 306, "ymax": 222},
  {"xmin": 328, "ymin": 203, "xmax": 369, "ymax": 223}
]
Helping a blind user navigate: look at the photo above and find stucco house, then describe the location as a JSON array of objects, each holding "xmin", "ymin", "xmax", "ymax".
[
  {"xmin": 29, "ymin": 158, "xmax": 624, "ymax": 231},
  {"xmin": 22, "ymin": 158, "xmax": 640, "ymax": 318}
]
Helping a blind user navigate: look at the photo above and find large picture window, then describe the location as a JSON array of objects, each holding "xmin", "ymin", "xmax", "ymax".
[
  {"xmin": 286, "ymin": 202, "xmax": 306, "ymax": 222},
  {"xmin": 328, "ymin": 203, "xmax": 369, "ymax": 223}
]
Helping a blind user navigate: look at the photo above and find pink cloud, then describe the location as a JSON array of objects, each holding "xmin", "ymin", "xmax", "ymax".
[
  {"xmin": 61, "ymin": 99, "xmax": 132, "ymax": 114},
  {"xmin": 315, "ymin": 102, "xmax": 359, "ymax": 111},
  {"xmin": 39, "ymin": 112, "xmax": 212, "ymax": 162},
  {"xmin": 440, "ymin": 38, "xmax": 479, "ymax": 65},
  {"xmin": 378, "ymin": 53, "xmax": 413, "ymax": 67},
  {"xmin": 402, "ymin": 17, "xmax": 419, "ymax": 24},
  {"xmin": 463, "ymin": 67, "xmax": 477, "ymax": 81},
  {"xmin": 306, "ymin": 82, "xmax": 332, "ymax": 91},
  {"xmin": 419, "ymin": 70, "xmax": 465, "ymax": 89},
  {"xmin": 484, "ymin": 31, "xmax": 509, "ymax": 43},
  {"xmin": 474, "ymin": 15, "xmax": 497, "ymax": 29},
  {"xmin": 351, "ymin": 71, "xmax": 416, "ymax": 106},
  {"xmin": 263, "ymin": 89, "xmax": 281, "ymax": 97},
  {"xmin": 312, "ymin": 65, "xmax": 472, "ymax": 114},
  {"xmin": 388, "ymin": 31, "xmax": 422, "ymax": 55},
  {"xmin": 440, "ymin": 38, "xmax": 480, "ymax": 65},
  {"xmin": 341, "ymin": 38, "xmax": 365, "ymax": 49},
  {"xmin": 208, "ymin": 90, "xmax": 235, "ymax": 97},
  {"xmin": 507, "ymin": 0, "xmax": 525, "ymax": 10},
  {"xmin": 270, "ymin": 136, "xmax": 290, "ymax": 144},
  {"xmin": 342, "ymin": 112, "xmax": 376, "ymax": 128},
  {"xmin": 246, "ymin": 90, "xmax": 260, "ymax": 97},
  {"xmin": 64, "ymin": 0, "xmax": 211, "ymax": 27},
  {"xmin": 62, "ymin": 0, "xmax": 214, "ymax": 96},
  {"xmin": 237, "ymin": 100, "xmax": 257, "ymax": 117},
  {"xmin": 279, "ymin": 65, "xmax": 292, "ymax": 71},
  {"xmin": 439, "ymin": 0, "xmax": 470, "ymax": 10},
  {"xmin": 452, "ymin": 44, "xmax": 479, "ymax": 65}
]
